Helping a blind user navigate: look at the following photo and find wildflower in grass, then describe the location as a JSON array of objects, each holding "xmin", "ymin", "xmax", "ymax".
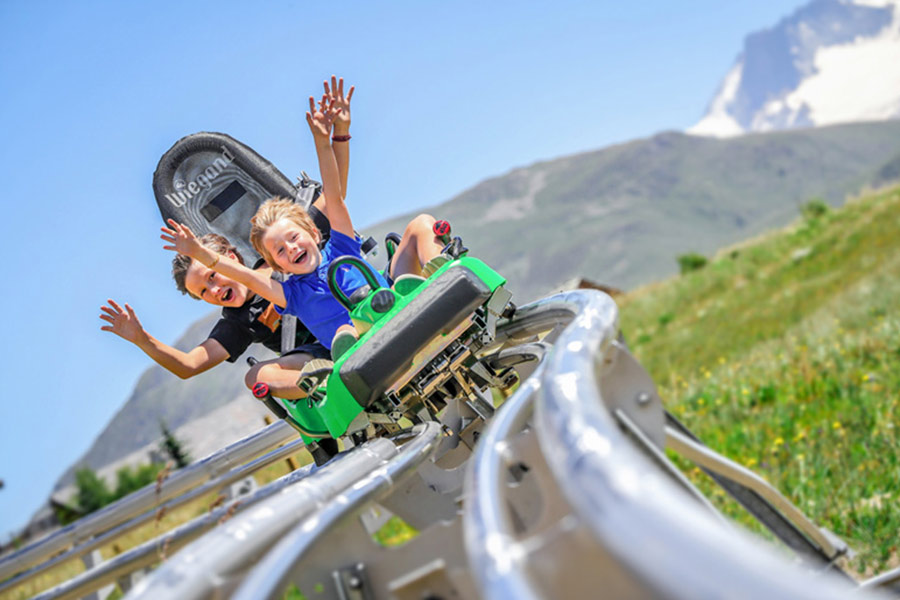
[
  {"xmin": 718, "ymin": 356, "xmax": 726, "ymax": 365},
  {"xmin": 745, "ymin": 457, "xmax": 758, "ymax": 468},
  {"xmin": 742, "ymin": 388, "xmax": 750, "ymax": 396}
]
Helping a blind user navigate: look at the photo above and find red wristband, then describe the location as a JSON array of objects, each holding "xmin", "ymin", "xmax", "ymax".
[{"xmin": 331, "ymin": 134, "xmax": 351, "ymax": 142}]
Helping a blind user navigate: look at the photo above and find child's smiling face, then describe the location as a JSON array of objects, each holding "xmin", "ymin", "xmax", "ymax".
[
  {"xmin": 184, "ymin": 260, "xmax": 251, "ymax": 307},
  {"xmin": 262, "ymin": 218, "xmax": 322, "ymax": 274}
]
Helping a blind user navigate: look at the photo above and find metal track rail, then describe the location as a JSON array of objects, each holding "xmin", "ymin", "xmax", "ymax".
[
  {"xmin": 231, "ymin": 422, "xmax": 444, "ymax": 600},
  {"xmin": 124, "ymin": 436, "xmax": 408, "ymax": 599},
  {"xmin": 0, "ymin": 436, "xmax": 306, "ymax": 595},
  {"xmin": 665, "ymin": 424, "xmax": 846, "ymax": 563},
  {"xmin": 0, "ymin": 420, "xmax": 298, "ymax": 582},
  {"xmin": 532, "ymin": 290, "xmax": 866, "ymax": 599},
  {"xmin": 464, "ymin": 361, "xmax": 545, "ymax": 600},
  {"xmin": 31, "ymin": 460, "xmax": 316, "ymax": 600}
]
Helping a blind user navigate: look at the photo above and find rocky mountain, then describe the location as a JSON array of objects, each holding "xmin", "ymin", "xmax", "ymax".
[{"xmin": 689, "ymin": 0, "xmax": 900, "ymax": 136}]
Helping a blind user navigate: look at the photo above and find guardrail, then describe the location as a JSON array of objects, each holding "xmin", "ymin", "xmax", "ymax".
[
  {"xmin": 0, "ymin": 420, "xmax": 299, "ymax": 595},
  {"xmin": 125, "ymin": 435, "xmax": 412, "ymax": 599},
  {"xmin": 0, "ymin": 435, "xmax": 306, "ymax": 596},
  {"xmin": 33, "ymin": 460, "xmax": 317, "ymax": 600}
]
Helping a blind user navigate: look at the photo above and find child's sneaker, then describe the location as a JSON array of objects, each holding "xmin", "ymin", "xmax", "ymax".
[
  {"xmin": 296, "ymin": 358, "xmax": 333, "ymax": 399},
  {"xmin": 331, "ymin": 330, "xmax": 359, "ymax": 361},
  {"xmin": 392, "ymin": 273, "xmax": 426, "ymax": 295},
  {"xmin": 422, "ymin": 254, "xmax": 451, "ymax": 278}
]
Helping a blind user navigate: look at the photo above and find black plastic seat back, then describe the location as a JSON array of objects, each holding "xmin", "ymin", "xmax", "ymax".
[
  {"xmin": 339, "ymin": 266, "xmax": 492, "ymax": 408},
  {"xmin": 152, "ymin": 131, "xmax": 323, "ymax": 266}
]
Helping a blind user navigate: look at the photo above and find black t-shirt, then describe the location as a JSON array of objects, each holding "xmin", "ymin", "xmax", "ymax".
[{"xmin": 208, "ymin": 293, "xmax": 317, "ymax": 362}]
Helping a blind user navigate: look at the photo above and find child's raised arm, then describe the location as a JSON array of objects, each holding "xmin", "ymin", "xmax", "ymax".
[
  {"xmin": 306, "ymin": 96, "xmax": 354, "ymax": 239},
  {"xmin": 100, "ymin": 299, "xmax": 230, "ymax": 378},
  {"xmin": 324, "ymin": 75, "xmax": 354, "ymax": 198},
  {"xmin": 160, "ymin": 220, "xmax": 286, "ymax": 307}
]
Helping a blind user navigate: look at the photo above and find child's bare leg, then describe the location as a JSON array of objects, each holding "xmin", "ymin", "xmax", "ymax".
[
  {"xmin": 389, "ymin": 214, "xmax": 445, "ymax": 279},
  {"xmin": 244, "ymin": 353, "xmax": 316, "ymax": 399}
]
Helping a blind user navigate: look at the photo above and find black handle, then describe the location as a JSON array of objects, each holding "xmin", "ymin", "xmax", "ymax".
[{"xmin": 327, "ymin": 255, "xmax": 385, "ymax": 311}]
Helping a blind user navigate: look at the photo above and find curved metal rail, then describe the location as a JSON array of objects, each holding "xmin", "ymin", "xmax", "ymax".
[
  {"xmin": 463, "ymin": 358, "xmax": 545, "ymax": 600},
  {"xmin": 231, "ymin": 422, "xmax": 444, "ymax": 600},
  {"xmin": 124, "ymin": 436, "xmax": 408, "ymax": 600},
  {"xmin": 0, "ymin": 420, "xmax": 298, "ymax": 582},
  {"xmin": 532, "ymin": 290, "xmax": 865, "ymax": 599}
]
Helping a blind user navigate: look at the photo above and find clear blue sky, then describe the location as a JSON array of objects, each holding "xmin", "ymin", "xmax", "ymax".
[{"xmin": 0, "ymin": 0, "xmax": 807, "ymax": 537}]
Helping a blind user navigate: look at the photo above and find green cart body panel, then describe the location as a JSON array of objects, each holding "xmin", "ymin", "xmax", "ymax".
[{"xmin": 282, "ymin": 256, "xmax": 506, "ymax": 438}]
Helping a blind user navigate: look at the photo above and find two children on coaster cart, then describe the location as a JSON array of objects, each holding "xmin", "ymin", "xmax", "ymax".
[{"xmin": 101, "ymin": 77, "xmax": 449, "ymax": 407}]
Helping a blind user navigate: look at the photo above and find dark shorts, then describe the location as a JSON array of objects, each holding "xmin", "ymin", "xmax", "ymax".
[{"xmin": 282, "ymin": 342, "xmax": 331, "ymax": 360}]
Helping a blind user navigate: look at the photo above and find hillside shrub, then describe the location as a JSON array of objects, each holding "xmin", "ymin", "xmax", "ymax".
[
  {"xmin": 160, "ymin": 420, "xmax": 192, "ymax": 468},
  {"xmin": 75, "ymin": 467, "xmax": 112, "ymax": 514},
  {"xmin": 801, "ymin": 198, "xmax": 829, "ymax": 221},
  {"xmin": 72, "ymin": 462, "xmax": 165, "ymax": 520},
  {"xmin": 677, "ymin": 252, "xmax": 708, "ymax": 274},
  {"xmin": 113, "ymin": 462, "xmax": 165, "ymax": 499}
]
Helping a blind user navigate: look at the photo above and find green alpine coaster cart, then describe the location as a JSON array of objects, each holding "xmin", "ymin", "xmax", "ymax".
[
  {"xmin": 266, "ymin": 237, "xmax": 516, "ymax": 448},
  {"xmin": 152, "ymin": 132, "xmax": 519, "ymax": 462}
]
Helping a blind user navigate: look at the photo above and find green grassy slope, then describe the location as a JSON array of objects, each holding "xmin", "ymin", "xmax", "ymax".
[{"xmin": 619, "ymin": 185, "xmax": 900, "ymax": 575}]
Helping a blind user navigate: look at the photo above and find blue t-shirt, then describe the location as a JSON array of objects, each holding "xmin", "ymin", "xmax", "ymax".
[{"xmin": 277, "ymin": 230, "xmax": 389, "ymax": 348}]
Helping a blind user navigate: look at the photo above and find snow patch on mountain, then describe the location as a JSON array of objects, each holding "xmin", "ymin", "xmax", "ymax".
[
  {"xmin": 783, "ymin": 14, "xmax": 900, "ymax": 126},
  {"xmin": 689, "ymin": 0, "xmax": 900, "ymax": 137}
]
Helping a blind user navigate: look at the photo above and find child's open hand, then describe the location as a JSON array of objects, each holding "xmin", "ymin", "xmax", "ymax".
[
  {"xmin": 160, "ymin": 219, "xmax": 204, "ymax": 258},
  {"xmin": 99, "ymin": 299, "xmax": 145, "ymax": 343},
  {"xmin": 324, "ymin": 75, "xmax": 354, "ymax": 133},
  {"xmin": 306, "ymin": 95, "xmax": 341, "ymax": 140}
]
